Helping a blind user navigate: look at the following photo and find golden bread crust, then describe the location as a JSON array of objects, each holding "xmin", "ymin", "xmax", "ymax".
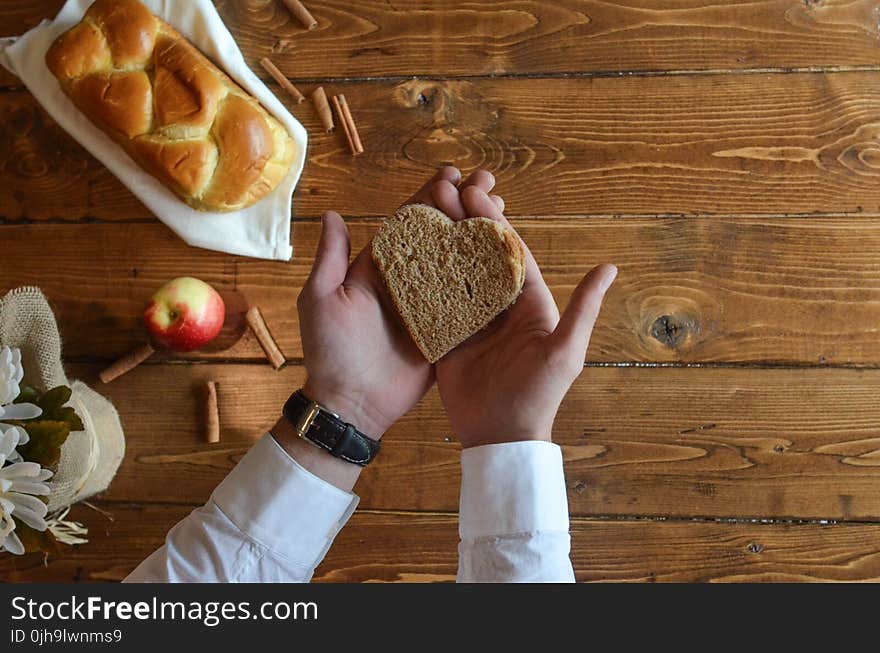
[{"xmin": 45, "ymin": 0, "xmax": 295, "ymax": 212}]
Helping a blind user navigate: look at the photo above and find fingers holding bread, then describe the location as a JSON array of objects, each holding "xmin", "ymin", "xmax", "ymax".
[
  {"xmin": 431, "ymin": 180, "xmax": 467, "ymax": 219},
  {"xmin": 402, "ymin": 166, "xmax": 501, "ymax": 220},
  {"xmin": 460, "ymin": 184, "xmax": 503, "ymax": 222},
  {"xmin": 460, "ymin": 169, "xmax": 496, "ymax": 195},
  {"xmin": 404, "ymin": 166, "xmax": 462, "ymax": 207},
  {"xmin": 441, "ymin": 168, "xmax": 497, "ymax": 221}
]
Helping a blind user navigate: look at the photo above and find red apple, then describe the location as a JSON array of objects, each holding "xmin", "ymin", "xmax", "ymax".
[{"xmin": 143, "ymin": 277, "xmax": 225, "ymax": 352}]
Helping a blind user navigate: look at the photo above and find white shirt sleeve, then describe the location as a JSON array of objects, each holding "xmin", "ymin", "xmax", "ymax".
[
  {"xmin": 457, "ymin": 441, "xmax": 575, "ymax": 583},
  {"xmin": 125, "ymin": 434, "xmax": 573, "ymax": 583},
  {"xmin": 125, "ymin": 434, "xmax": 358, "ymax": 583}
]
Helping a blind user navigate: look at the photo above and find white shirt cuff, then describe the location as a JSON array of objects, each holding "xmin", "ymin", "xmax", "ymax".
[
  {"xmin": 212, "ymin": 434, "xmax": 359, "ymax": 571},
  {"xmin": 459, "ymin": 440, "xmax": 570, "ymax": 539}
]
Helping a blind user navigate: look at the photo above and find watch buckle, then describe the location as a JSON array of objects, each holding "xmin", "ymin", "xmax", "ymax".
[{"xmin": 293, "ymin": 399, "xmax": 339, "ymax": 440}]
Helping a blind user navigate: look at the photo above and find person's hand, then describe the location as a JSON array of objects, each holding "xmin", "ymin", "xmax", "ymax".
[
  {"xmin": 295, "ymin": 167, "xmax": 501, "ymax": 440},
  {"xmin": 435, "ymin": 186, "xmax": 617, "ymax": 448}
]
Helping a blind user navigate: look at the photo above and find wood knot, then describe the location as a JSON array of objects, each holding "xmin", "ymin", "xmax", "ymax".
[
  {"xmin": 746, "ymin": 542, "xmax": 764, "ymax": 554},
  {"xmin": 394, "ymin": 80, "xmax": 448, "ymax": 112},
  {"xmin": 787, "ymin": 0, "xmax": 880, "ymax": 40},
  {"xmin": 631, "ymin": 289, "xmax": 717, "ymax": 359},
  {"xmin": 650, "ymin": 314, "xmax": 695, "ymax": 349},
  {"xmin": 838, "ymin": 138, "xmax": 880, "ymax": 177},
  {"xmin": 15, "ymin": 152, "xmax": 49, "ymax": 178},
  {"xmin": 271, "ymin": 39, "xmax": 294, "ymax": 54}
]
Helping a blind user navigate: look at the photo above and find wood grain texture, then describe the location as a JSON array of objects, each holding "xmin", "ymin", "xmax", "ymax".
[
  {"xmin": 219, "ymin": 0, "xmax": 880, "ymax": 77},
  {"xmin": 3, "ymin": 503, "xmax": 880, "ymax": 582},
  {"xmin": 5, "ymin": 0, "xmax": 880, "ymax": 86},
  {"xmin": 7, "ymin": 71, "xmax": 880, "ymax": 220},
  {"xmin": 3, "ymin": 0, "xmax": 880, "ymax": 585},
  {"xmin": 316, "ymin": 514, "xmax": 880, "ymax": 583},
  {"xmin": 0, "ymin": 0, "xmax": 64, "ymax": 88},
  {"xmin": 5, "ymin": 216, "xmax": 880, "ymax": 365},
  {"xmin": 61, "ymin": 363, "xmax": 880, "ymax": 520}
]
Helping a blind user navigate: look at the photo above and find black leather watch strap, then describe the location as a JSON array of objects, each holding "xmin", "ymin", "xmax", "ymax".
[{"xmin": 282, "ymin": 390, "xmax": 380, "ymax": 466}]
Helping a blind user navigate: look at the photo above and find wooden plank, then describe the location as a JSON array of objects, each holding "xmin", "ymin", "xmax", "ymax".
[
  {"xmin": 0, "ymin": 0, "xmax": 64, "ymax": 88},
  {"xmin": 5, "ymin": 0, "xmax": 880, "ymax": 85},
  {"xmin": 62, "ymin": 363, "xmax": 880, "ymax": 520},
  {"xmin": 316, "ymin": 514, "xmax": 880, "ymax": 583},
  {"xmin": 219, "ymin": 0, "xmax": 880, "ymax": 77},
  {"xmin": 5, "ymin": 216, "xmax": 880, "ymax": 365},
  {"xmin": 6, "ymin": 71, "xmax": 880, "ymax": 220},
  {"xmin": 2, "ymin": 504, "xmax": 879, "ymax": 582}
]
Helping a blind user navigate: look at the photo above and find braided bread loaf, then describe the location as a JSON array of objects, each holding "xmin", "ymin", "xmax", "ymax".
[{"xmin": 45, "ymin": 0, "xmax": 295, "ymax": 212}]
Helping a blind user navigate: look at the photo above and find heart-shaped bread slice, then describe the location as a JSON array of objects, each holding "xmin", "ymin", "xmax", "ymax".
[{"xmin": 372, "ymin": 204, "xmax": 526, "ymax": 362}]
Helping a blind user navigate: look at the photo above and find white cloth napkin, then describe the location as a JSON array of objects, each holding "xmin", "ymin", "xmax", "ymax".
[{"xmin": 0, "ymin": 0, "xmax": 307, "ymax": 261}]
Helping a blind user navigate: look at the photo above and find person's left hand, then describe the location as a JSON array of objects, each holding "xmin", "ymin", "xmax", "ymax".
[
  {"xmin": 435, "ymin": 186, "xmax": 617, "ymax": 448},
  {"xmin": 297, "ymin": 167, "xmax": 501, "ymax": 439}
]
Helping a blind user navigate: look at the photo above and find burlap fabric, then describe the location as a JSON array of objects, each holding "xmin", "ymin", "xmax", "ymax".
[{"xmin": 0, "ymin": 287, "xmax": 124, "ymax": 512}]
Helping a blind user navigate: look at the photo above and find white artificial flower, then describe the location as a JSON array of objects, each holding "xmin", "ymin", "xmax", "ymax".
[
  {"xmin": 0, "ymin": 346, "xmax": 42, "ymax": 428},
  {"xmin": 0, "ymin": 425, "xmax": 28, "ymax": 465},
  {"xmin": 0, "ymin": 461, "xmax": 53, "ymax": 555}
]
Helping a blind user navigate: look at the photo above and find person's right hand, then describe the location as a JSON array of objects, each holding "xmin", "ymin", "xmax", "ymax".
[{"xmin": 435, "ymin": 187, "xmax": 617, "ymax": 449}]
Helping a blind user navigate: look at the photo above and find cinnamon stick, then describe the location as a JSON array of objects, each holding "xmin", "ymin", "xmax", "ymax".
[
  {"xmin": 331, "ymin": 94, "xmax": 354, "ymax": 153},
  {"xmin": 204, "ymin": 381, "xmax": 220, "ymax": 444},
  {"xmin": 311, "ymin": 86, "xmax": 334, "ymax": 132},
  {"xmin": 335, "ymin": 94, "xmax": 364, "ymax": 155},
  {"xmin": 246, "ymin": 306, "xmax": 285, "ymax": 370},
  {"xmin": 99, "ymin": 342, "xmax": 155, "ymax": 384},
  {"xmin": 281, "ymin": 0, "xmax": 317, "ymax": 30},
  {"xmin": 260, "ymin": 57, "xmax": 305, "ymax": 103}
]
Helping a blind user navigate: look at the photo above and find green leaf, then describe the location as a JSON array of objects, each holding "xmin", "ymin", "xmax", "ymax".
[
  {"xmin": 13, "ymin": 386, "xmax": 39, "ymax": 405},
  {"xmin": 13, "ymin": 518, "xmax": 60, "ymax": 556},
  {"xmin": 36, "ymin": 386, "xmax": 72, "ymax": 413},
  {"xmin": 18, "ymin": 420, "xmax": 70, "ymax": 469},
  {"xmin": 43, "ymin": 406, "xmax": 84, "ymax": 432}
]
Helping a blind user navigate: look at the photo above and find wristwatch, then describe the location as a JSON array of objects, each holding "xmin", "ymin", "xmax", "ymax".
[{"xmin": 281, "ymin": 390, "xmax": 381, "ymax": 466}]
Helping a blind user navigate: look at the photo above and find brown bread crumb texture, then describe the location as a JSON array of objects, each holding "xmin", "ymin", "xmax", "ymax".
[{"xmin": 372, "ymin": 204, "xmax": 526, "ymax": 362}]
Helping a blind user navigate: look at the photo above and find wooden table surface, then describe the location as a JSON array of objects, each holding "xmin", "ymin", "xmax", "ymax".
[{"xmin": 3, "ymin": 0, "xmax": 880, "ymax": 582}]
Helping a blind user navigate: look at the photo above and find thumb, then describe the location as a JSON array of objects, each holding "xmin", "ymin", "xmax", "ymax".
[
  {"xmin": 306, "ymin": 211, "xmax": 351, "ymax": 297},
  {"xmin": 547, "ymin": 264, "xmax": 617, "ymax": 361}
]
